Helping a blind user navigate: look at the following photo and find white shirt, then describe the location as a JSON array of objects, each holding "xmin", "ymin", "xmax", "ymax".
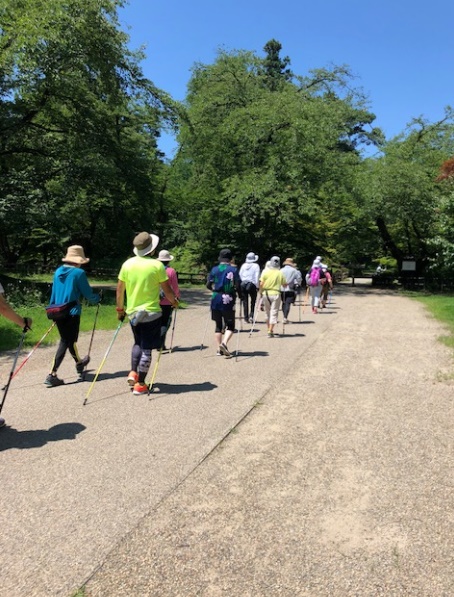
[{"xmin": 239, "ymin": 262, "xmax": 260, "ymax": 287}]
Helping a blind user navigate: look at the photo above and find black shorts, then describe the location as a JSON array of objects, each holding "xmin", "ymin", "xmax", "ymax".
[{"xmin": 211, "ymin": 309, "xmax": 235, "ymax": 333}]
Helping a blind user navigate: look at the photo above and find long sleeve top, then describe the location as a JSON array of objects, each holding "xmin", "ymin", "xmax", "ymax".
[{"xmin": 50, "ymin": 265, "xmax": 100, "ymax": 316}]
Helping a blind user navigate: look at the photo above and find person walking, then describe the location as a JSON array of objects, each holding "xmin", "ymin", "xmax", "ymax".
[
  {"xmin": 116, "ymin": 232, "xmax": 179, "ymax": 395},
  {"xmin": 239, "ymin": 252, "xmax": 260, "ymax": 324},
  {"xmin": 259, "ymin": 256, "xmax": 287, "ymax": 337},
  {"xmin": 207, "ymin": 248, "xmax": 241, "ymax": 358},
  {"xmin": 0, "ymin": 282, "xmax": 32, "ymax": 427},
  {"xmin": 280, "ymin": 258, "xmax": 302, "ymax": 323},
  {"xmin": 305, "ymin": 258, "xmax": 323, "ymax": 314},
  {"xmin": 156, "ymin": 249, "xmax": 181, "ymax": 350},
  {"xmin": 44, "ymin": 245, "xmax": 101, "ymax": 387},
  {"xmin": 320, "ymin": 264, "xmax": 334, "ymax": 308}
]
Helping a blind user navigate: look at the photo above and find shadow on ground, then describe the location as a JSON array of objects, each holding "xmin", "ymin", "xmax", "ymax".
[
  {"xmin": 0, "ymin": 422, "xmax": 86, "ymax": 451},
  {"xmin": 149, "ymin": 381, "xmax": 217, "ymax": 396}
]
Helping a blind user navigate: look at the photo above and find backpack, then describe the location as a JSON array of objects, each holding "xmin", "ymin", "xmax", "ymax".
[{"xmin": 309, "ymin": 267, "xmax": 320, "ymax": 287}]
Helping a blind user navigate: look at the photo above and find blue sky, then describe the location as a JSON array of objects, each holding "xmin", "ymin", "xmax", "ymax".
[{"xmin": 119, "ymin": 0, "xmax": 453, "ymax": 159}]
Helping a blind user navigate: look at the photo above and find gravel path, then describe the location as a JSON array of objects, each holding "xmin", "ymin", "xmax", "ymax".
[{"xmin": 1, "ymin": 283, "xmax": 453, "ymax": 596}]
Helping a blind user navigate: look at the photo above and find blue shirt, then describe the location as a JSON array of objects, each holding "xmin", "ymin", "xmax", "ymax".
[
  {"xmin": 208, "ymin": 263, "xmax": 240, "ymax": 311},
  {"xmin": 50, "ymin": 265, "xmax": 100, "ymax": 316}
]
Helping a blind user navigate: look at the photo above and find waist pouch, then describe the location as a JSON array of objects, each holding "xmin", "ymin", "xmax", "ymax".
[
  {"xmin": 128, "ymin": 310, "xmax": 161, "ymax": 326},
  {"xmin": 45, "ymin": 300, "xmax": 78, "ymax": 321}
]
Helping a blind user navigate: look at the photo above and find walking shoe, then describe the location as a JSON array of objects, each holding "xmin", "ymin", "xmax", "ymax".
[
  {"xmin": 0, "ymin": 417, "xmax": 6, "ymax": 428},
  {"xmin": 216, "ymin": 349, "xmax": 223, "ymax": 356},
  {"xmin": 44, "ymin": 374, "xmax": 64, "ymax": 388},
  {"xmin": 133, "ymin": 382, "xmax": 149, "ymax": 396},
  {"xmin": 312, "ymin": 307, "xmax": 318, "ymax": 314},
  {"xmin": 127, "ymin": 371, "xmax": 139, "ymax": 387},
  {"xmin": 76, "ymin": 372, "xmax": 85, "ymax": 383},
  {"xmin": 76, "ymin": 355, "xmax": 90, "ymax": 373},
  {"xmin": 267, "ymin": 331, "xmax": 274, "ymax": 338},
  {"xmin": 283, "ymin": 318, "xmax": 289, "ymax": 324},
  {"xmin": 219, "ymin": 343, "xmax": 232, "ymax": 357}
]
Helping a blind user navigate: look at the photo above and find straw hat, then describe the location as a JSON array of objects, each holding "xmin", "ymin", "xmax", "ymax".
[
  {"xmin": 157, "ymin": 249, "xmax": 174, "ymax": 262},
  {"xmin": 62, "ymin": 245, "xmax": 89, "ymax": 265},
  {"xmin": 133, "ymin": 232, "xmax": 159, "ymax": 257},
  {"xmin": 283, "ymin": 258, "xmax": 297, "ymax": 267}
]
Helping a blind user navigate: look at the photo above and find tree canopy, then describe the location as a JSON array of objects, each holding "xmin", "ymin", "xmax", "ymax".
[
  {"xmin": 1, "ymin": 5, "xmax": 453, "ymax": 280},
  {"xmin": 0, "ymin": 0, "xmax": 178, "ymax": 266}
]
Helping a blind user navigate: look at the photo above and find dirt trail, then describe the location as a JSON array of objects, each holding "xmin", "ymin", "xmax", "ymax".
[{"xmin": 1, "ymin": 284, "xmax": 453, "ymax": 596}]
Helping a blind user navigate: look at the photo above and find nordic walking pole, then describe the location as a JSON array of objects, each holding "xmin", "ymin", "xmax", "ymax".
[
  {"xmin": 249, "ymin": 294, "xmax": 262, "ymax": 337},
  {"xmin": 83, "ymin": 320, "xmax": 123, "ymax": 406},
  {"xmin": 149, "ymin": 312, "xmax": 175, "ymax": 392},
  {"xmin": 0, "ymin": 327, "xmax": 28, "ymax": 417},
  {"xmin": 87, "ymin": 300, "xmax": 101, "ymax": 358},
  {"xmin": 9, "ymin": 322, "xmax": 56, "ymax": 383},
  {"xmin": 169, "ymin": 308, "xmax": 177, "ymax": 353},
  {"xmin": 299, "ymin": 289, "xmax": 302, "ymax": 322},
  {"xmin": 302, "ymin": 286, "xmax": 309, "ymax": 315},
  {"xmin": 84, "ymin": 301, "xmax": 101, "ymax": 377},
  {"xmin": 148, "ymin": 346, "xmax": 164, "ymax": 394},
  {"xmin": 235, "ymin": 302, "xmax": 242, "ymax": 361},
  {"xmin": 200, "ymin": 308, "xmax": 211, "ymax": 350}
]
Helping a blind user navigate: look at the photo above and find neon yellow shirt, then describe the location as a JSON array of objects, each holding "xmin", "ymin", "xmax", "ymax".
[
  {"xmin": 260, "ymin": 268, "xmax": 287, "ymax": 295},
  {"xmin": 118, "ymin": 256, "xmax": 168, "ymax": 314}
]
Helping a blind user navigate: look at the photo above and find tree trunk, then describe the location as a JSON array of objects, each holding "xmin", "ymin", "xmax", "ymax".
[{"xmin": 375, "ymin": 217, "xmax": 404, "ymax": 266}]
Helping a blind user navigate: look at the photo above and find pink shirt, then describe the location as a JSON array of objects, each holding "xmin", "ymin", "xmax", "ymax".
[{"xmin": 160, "ymin": 266, "xmax": 180, "ymax": 306}]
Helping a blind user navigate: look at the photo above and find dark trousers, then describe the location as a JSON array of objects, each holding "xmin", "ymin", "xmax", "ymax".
[
  {"xmin": 130, "ymin": 317, "xmax": 162, "ymax": 383},
  {"xmin": 281, "ymin": 291, "xmax": 296, "ymax": 318},
  {"xmin": 241, "ymin": 284, "xmax": 258, "ymax": 321},
  {"xmin": 53, "ymin": 315, "xmax": 81, "ymax": 372},
  {"xmin": 160, "ymin": 304, "xmax": 173, "ymax": 347}
]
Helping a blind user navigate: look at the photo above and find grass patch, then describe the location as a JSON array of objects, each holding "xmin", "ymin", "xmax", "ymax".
[
  {"xmin": 1, "ymin": 272, "xmax": 189, "ymax": 352},
  {"xmin": 0, "ymin": 301, "xmax": 187, "ymax": 353},
  {"xmin": 413, "ymin": 293, "xmax": 454, "ymax": 349},
  {"xmin": 0, "ymin": 303, "xmax": 119, "ymax": 352}
]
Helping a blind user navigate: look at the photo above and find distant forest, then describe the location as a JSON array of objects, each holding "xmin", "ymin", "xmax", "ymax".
[{"xmin": 1, "ymin": 0, "xmax": 454, "ymax": 280}]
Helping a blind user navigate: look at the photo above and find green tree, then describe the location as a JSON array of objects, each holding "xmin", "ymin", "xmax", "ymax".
[
  {"xmin": 357, "ymin": 112, "xmax": 454, "ymax": 269},
  {"xmin": 0, "ymin": 0, "xmax": 179, "ymax": 266},
  {"xmin": 261, "ymin": 39, "xmax": 293, "ymax": 91},
  {"xmin": 168, "ymin": 43, "xmax": 379, "ymax": 268}
]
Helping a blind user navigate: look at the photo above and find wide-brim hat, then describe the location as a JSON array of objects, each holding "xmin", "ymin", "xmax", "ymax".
[
  {"xmin": 246, "ymin": 252, "xmax": 259, "ymax": 263},
  {"xmin": 62, "ymin": 245, "xmax": 89, "ymax": 265},
  {"xmin": 283, "ymin": 258, "xmax": 296, "ymax": 267},
  {"xmin": 269, "ymin": 256, "xmax": 280, "ymax": 269},
  {"xmin": 157, "ymin": 249, "xmax": 174, "ymax": 262},
  {"xmin": 312, "ymin": 259, "xmax": 321, "ymax": 267},
  {"xmin": 133, "ymin": 232, "xmax": 159, "ymax": 257}
]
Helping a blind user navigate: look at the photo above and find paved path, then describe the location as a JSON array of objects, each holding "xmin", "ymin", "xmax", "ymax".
[{"xmin": 1, "ymin": 285, "xmax": 453, "ymax": 596}]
